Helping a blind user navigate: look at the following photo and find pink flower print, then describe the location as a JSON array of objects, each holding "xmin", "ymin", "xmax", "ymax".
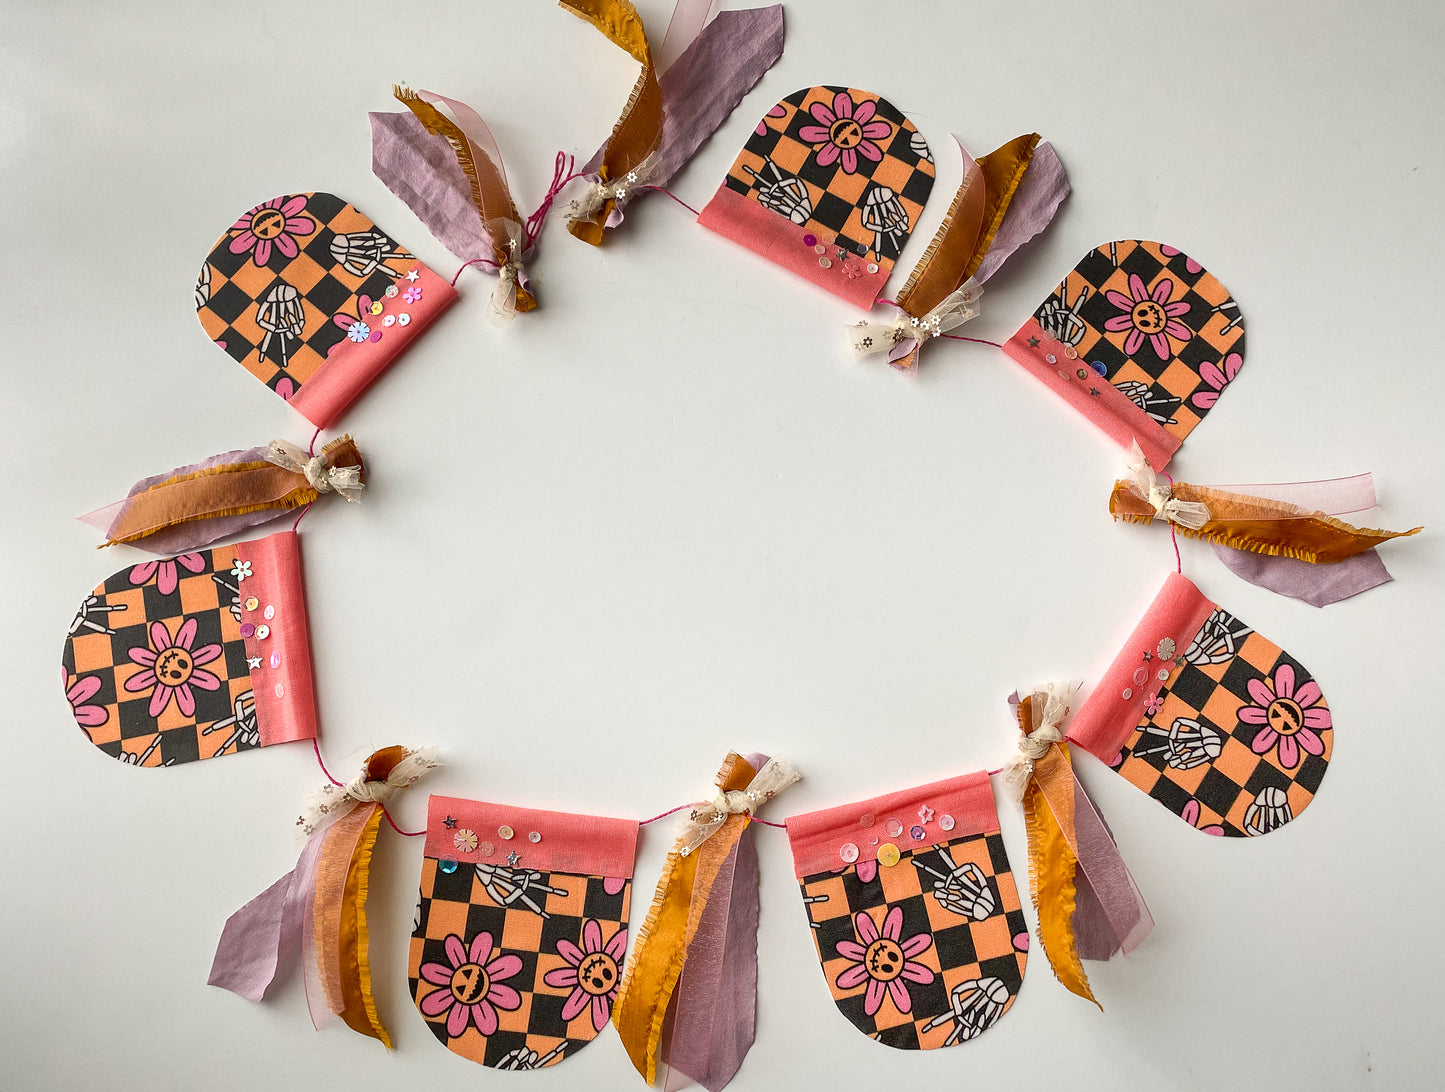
[
  {"xmin": 856, "ymin": 858, "xmax": 878, "ymax": 884},
  {"xmin": 1191, "ymin": 351, "xmax": 1243, "ymax": 410},
  {"xmin": 1103, "ymin": 273, "xmax": 1193, "ymax": 359},
  {"xmin": 403, "ymin": 284, "xmax": 422, "ymax": 304},
  {"xmin": 128, "ymin": 553, "xmax": 206, "ymax": 596},
  {"xmin": 1144, "ymin": 693, "xmax": 1165, "ymax": 717},
  {"xmin": 123, "ymin": 618, "xmax": 223, "ymax": 718},
  {"xmin": 228, "ymin": 196, "xmax": 315, "ymax": 267},
  {"xmin": 833, "ymin": 906, "xmax": 934, "ymax": 1017},
  {"xmin": 419, "ymin": 932, "xmax": 523, "ymax": 1038},
  {"xmin": 1160, "ymin": 245, "xmax": 1204, "ymax": 274},
  {"xmin": 542, "ymin": 919, "xmax": 627, "ymax": 1032},
  {"xmin": 756, "ymin": 103, "xmax": 787, "ymax": 136},
  {"xmin": 1180, "ymin": 799, "xmax": 1225, "ymax": 836},
  {"xmin": 333, "ymin": 296, "xmax": 381, "ymax": 344},
  {"xmin": 602, "ymin": 876, "xmax": 627, "ymax": 896},
  {"xmin": 798, "ymin": 91, "xmax": 892, "ymax": 174},
  {"xmin": 1239, "ymin": 663, "xmax": 1330, "ymax": 770},
  {"xmin": 62, "ymin": 667, "xmax": 108, "ymax": 731}
]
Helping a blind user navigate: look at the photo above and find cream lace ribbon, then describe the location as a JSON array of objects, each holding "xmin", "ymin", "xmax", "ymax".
[
  {"xmin": 265, "ymin": 440, "xmax": 364, "ymax": 501},
  {"xmin": 487, "ymin": 221, "xmax": 528, "ymax": 325},
  {"xmin": 847, "ymin": 279, "xmax": 983, "ymax": 360},
  {"xmin": 676, "ymin": 757, "xmax": 801, "ymax": 858},
  {"xmin": 1122, "ymin": 441, "xmax": 1211, "ymax": 529},
  {"xmin": 296, "ymin": 747, "xmax": 440, "ymax": 839},
  {"xmin": 1002, "ymin": 681, "xmax": 1080, "ymax": 802},
  {"xmin": 567, "ymin": 151, "xmax": 661, "ymax": 228}
]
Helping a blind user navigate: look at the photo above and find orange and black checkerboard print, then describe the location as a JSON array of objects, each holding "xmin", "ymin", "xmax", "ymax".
[
  {"xmin": 61, "ymin": 548, "xmax": 256, "ymax": 767},
  {"xmin": 1032, "ymin": 240, "xmax": 1245, "ymax": 444},
  {"xmin": 196, "ymin": 191, "xmax": 418, "ymax": 399},
  {"xmin": 1111, "ymin": 607, "xmax": 1331, "ymax": 837},
  {"xmin": 410, "ymin": 855, "xmax": 632, "ymax": 1070},
  {"xmin": 800, "ymin": 831, "xmax": 1027, "ymax": 1050},
  {"xmin": 723, "ymin": 86, "xmax": 935, "ymax": 270}
]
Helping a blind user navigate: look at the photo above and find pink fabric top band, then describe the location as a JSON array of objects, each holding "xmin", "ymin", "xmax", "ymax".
[
  {"xmin": 1069, "ymin": 572, "xmax": 1217, "ymax": 762},
  {"xmin": 784, "ymin": 770, "xmax": 998, "ymax": 880},
  {"xmin": 244, "ymin": 530, "xmax": 318, "ymax": 747},
  {"xmin": 425, "ymin": 795, "xmax": 640, "ymax": 879},
  {"xmin": 289, "ymin": 261, "xmax": 456, "ymax": 429},
  {"xmin": 696, "ymin": 185, "xmax": 888, "ymax": 311},
  {"xmin": 1002, "ymin": 318, "xmax": 1181, "ymax": 470}
]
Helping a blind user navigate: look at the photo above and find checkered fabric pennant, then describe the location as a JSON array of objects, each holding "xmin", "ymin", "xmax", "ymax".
[
  {"xmin": 1071, "ymin": 573, "xmax": 1332, "ymax": 837},
  {"xmin": 786, "ymin": 772, "xmax": 1028, "ymax": 1049},
  {"xmin": 1002, "ymin": 240, "xmax": 1244, "ymax": 469},
  {"xmin": 410, "ymin": 795, "xmax": 639, "ymax": 1071},
  {"xmin": 60, "ymin": 530, "xmax": 317, "ymax": 767},
  {"xmin": 196, "ymin": 192, "xmax": 456, "ymax": 428},
  {"xmin": 698, "ymin": 86, "xmax": 936, "ymax": 310}
]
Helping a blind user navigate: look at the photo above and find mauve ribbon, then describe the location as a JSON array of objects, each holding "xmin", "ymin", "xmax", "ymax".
[
  {"xmin": 370, "ymin": 111, "xmax": 489, "ymax": 263},
  {"xmin": 1065, "ymin": 766, "xmax": 1152, "ymax": 961},
  {"xmin": 973, "ymin": 141, "xmax": 1070, "ymax": 285},
  {"xmin": 208, "ymin": 831, "xmax": 325, "ymax": 1001},
  {"xmin": 582, "ymin": 6, "xmax": 785, "ymax": 187},
  {"xmin": 1213, "ymin": 543, "xmax": 1392, "ymax": 607}
]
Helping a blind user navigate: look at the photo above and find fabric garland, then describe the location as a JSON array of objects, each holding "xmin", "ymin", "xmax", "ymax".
[{"xmin": 209, "ymin": 745, "xmax": 439, "ymax": 1047}]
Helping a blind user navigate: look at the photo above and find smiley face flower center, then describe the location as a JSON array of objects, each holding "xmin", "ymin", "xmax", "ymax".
[
  {"xmin": 250, "ymin": 207, "xmax": 288, "ymax": 240},
  {"xmin": 829, "ymin": 117, "xmax": 864, "ymax": 149},
  {"xmin": 1266, "ymin": 697, "xmax": 1305, "ymax": 736},
  {"xmin": 577, "ymin": 952, "xmax": 618, "ymax": 996},
  {"xmin": 154, "ymin": 646, "xmax": 194, "ymax": 687},
  {"xmin": 1131, "ymin": 299, "xmax": 1168, "ymax": 333},
  {"xmin": 449, "ymin": 962, "xmax": 491, "ymax": 1005},
  {"xmin": 864, "ymin": 938, "xmax": 905, "ymax": 982}
]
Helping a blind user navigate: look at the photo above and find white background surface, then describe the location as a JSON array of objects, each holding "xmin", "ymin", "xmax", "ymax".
[{"xmin": 3, "ymin": 1, "xmax": 1443, "ymax": 1088}]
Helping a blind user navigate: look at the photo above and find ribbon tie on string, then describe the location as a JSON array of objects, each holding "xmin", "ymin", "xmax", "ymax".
[
  {"xmin": 1122, "ymin": 440, "xmax": 1211, "ymax": 530},
  {"xmin": 848, "ymin": 279, "xmax": 983, "ymax": 366},
  {"xmin": 675, "ymin": 755, "xmax": 800, "ymax": 857},
  {"xmin": 568, "ymin": 152, "xmax": 660, "ymax": 231},
  {"xmin": 265, "ymin": 440, "xmax": 364, "ymax": 501},
  {"xmin": 297, "ymin": 747, "xmax": 439, "ymax": 838},
  {"xmin": 1002, "ymin": 680, "xmax": 1079, "ymax": 802}
]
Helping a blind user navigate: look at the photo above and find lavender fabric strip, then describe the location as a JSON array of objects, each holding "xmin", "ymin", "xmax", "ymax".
[
  {"xmin": 370, "ymin": 111, "xmax": 488, "ymax": 262},
  {"xmin": 583, "ymin": 5, "xmax": 786, "ymax": 185},
  {"xmin": 207, "ymin": 832, "xmax": 324, "ymax": 1002},
  {"xmin": 1213, "ymin": 543, "xmax": 1393, "ymax": 607},
  {"xmin": 1067, "ymin": 766, "xmax": 1151, "ymax": 961},
  {"xmin": 974, "ymin": 141, "xmax": 1070, "ymax": 285}
]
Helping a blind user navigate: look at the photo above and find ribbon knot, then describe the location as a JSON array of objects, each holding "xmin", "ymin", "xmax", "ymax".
[
  {"xmin": 1002, "ymin": 681, "xmax": 1081, "ymax": 802},
  {"xmin": 676, "ymin": 756, "xmax": 800, "ymax": 858},
  {"xmin": 847, "ymin": 279, "xmax": 983, "ymax": 365},
  {"xmin": 1123, "ymin": 441, "xmax": 1211, "ymax": 530},
  {"xmin": 296, "ymin": 747, "xmax": 440, "ymax": 838},
  {"xmin": 265, "ymin": 440, "xmax": 364, "ymax": 501},
  {"xmin": 568, "ymin": 152, "xmax": 660, "ymax": 230}
]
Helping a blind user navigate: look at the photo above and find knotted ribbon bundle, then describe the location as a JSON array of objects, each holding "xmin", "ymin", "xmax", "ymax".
[
  {"xmin": 80, "ymin": 436, "xmax": 365, "ymax": 554},
  {"xmin": 209, "ymin": 746, "xmax": 439, "ymax": 1046},
  {"xmin": 1004, "ymin": 683, "xmax": 1152, "ymax": 1007},
  {"xmin": 613, "ymin": 752, "xmax": 799, "ymax": 1090},
  {"xmin": 850, "ymin": 134, "xmax": 1069, "ymax": 369},
  {"xmin": 1110, "ymin": 441, "xmax": 1421, "ymax": 605}
]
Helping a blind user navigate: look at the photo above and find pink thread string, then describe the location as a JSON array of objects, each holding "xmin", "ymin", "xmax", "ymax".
[
  {"xmin": 942, "ymin": 334, "xmax": 1004, "ymax": 348},
  {"xmin": 311, "ymin": 738, "xmax": 425, "ymax": 836},
  {"xmin": 450, "ymin": 255, "xmax": 499, "ymax": 287},
  {"xmin": 638, "ymin": 184, "xmax": 700, "ymax": 217},
  {"xmin": 1163, "ymin": 469, "xmax": 1183, "ymax": 573},
  {"xmin": 291, "ymin": 501, "xmax": 314, "ymax": 533},
  {"xmin": 525, "ymin": 151, "xmax": 583, "ymax": 249}
]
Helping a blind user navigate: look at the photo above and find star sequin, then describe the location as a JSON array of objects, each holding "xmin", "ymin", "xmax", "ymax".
[
  {"xmin": 247, "ymin": 656, "xmax": 262, "ymax": 670},
  {"xmin": 443, "ymin": 815, "xmax": 457, "ymax": 829},
  {"xmin": 405, "ymin": 268, "xmax": 420, "ymax": 283},
  {"xmin": 1088, "ymin": 386, "xmax": 1100, "ymax": 396},
  {"xmin": 506, "ymin": 851, "xmax": 521, "ymax": 866},
  {"xmin": 1027, "ymin": 336, "xmax": 1040, "ymax": 348}
]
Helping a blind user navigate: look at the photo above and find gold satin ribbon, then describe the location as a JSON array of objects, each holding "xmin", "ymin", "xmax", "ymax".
[
  {"xmin": 612, "ymin": 753, "xmax": 756, "ymax": 1084},
  {"xmin": 560, "ymin": 0, "xmax": 665, "ymax": 245},
  {"xmin": 1017, "ymin": 696, "xmax": 1098, "ymax": 1008},
  {"xmin": 1110, "ymin": 479, "xmax": 1422, "ymax": 563},
  {"xmin": 102, "ymin": 435, "xmax": 364, "ymax": 547},
  {"xmin": 393, "ymin": 87, "xmax": 537, "ymax": 311}
]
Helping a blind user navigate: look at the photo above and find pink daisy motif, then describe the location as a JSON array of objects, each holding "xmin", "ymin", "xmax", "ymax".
[
  {"xmin": 1191, "ymin": 351, "xmax": 1243, "ymax": 410},
  {"xmin": 228, "ymin": 195, "xmax": 315, "ymax": 267},
  {"xmin": 123, "ymin": 618, "xmax": 223, "ymax": 718},
  {"xmin": 418, "ymin": 932, "xmax": 523, "ymax": 1038},
  {"xmin": 62, "ymin": 667, "xmax": 108, "ymax": 730},
  {"xmin": 542, "ymin": 919, "xmax": 627, "ymax": 1032},
  {"xmin": 798, "ymin": 91, "xmax": 892, "ymax": 174},
  {"xmin": 756, "ymin": 103, "xmax": 787, "ymax": 136},
  {"xmin": 1239, "ymin": 663, "xmax": 1330, "ymax": 770},
  {"xmin": 1180, "ymin": 799, "xmax": 1225, "ymax": 836},
  {"xmin": 1104, "ymin": 273, "xmax": 1193, "ymax": 359},
  {"xmin": 834, "ymin": 906, "xmax": 934, "ymax": 1017},
  {"xmin": 1160, "ymin": 244, "xmax": 1204, "ymax": 274},
  {"xmin": 128, "ymin": 553, "xmax": 206, "ymax": 596}
]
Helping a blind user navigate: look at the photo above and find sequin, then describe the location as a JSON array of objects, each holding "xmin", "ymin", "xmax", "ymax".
[
  {"xmin": 1156, "ymin": 637, "xmax": 1177, "ymax": 661},
  {"xmin": 244, "ymin": 596, "xmax": 259, "ymax": 611},
  {"xmin": 385, "ymin": 284, "xmax": 400, "ymax": 298},
  {"xmin": 877, "ymin": 843, "xmax": 901, "ymax": 867},
  {"xmin": 859, "ymin": 813, "xmax": 874, "ymax": 827},
  {"xmin": 866, "ymin": 262, "xmax": 879, "ymax": 274},
  {"xmin": 263, "ymin": 605, "xmax": 275, "ymax": 620},
  {"xmin": 477, "ymin": 841, "xmax": 494, "ymax": 857},
  {"xmin": 803, "ymin": 233, "xmax": 817, "ymax": 247},
  {"xmin": 839, "ymin": 842, "xmax": 859, "ymax": 863},
  {"xmin": 383, "ymin": 315, "xmax": 396, "ymax": 327},
  {"xmin": 1064, "ymin": 344, "xmax": 1078, "ymax": 359},
  {"xmin": 884, "ymin": 818, "xmax": 903, "ymax": 837},
  {"xmin": 506, "ymin": 851, "xmax": 521, "ymax": 866},
  {"xmin": 255, "ymin": 624, "xmax": 270, "ymax": 639},
  {"xmin": 813, "ymin": 243, "xmax": 826, "ymax": 255},
  {"xmin": 438, "ymin": 856, "xmax": 458, "ymax": 874},
  {"xmin": 398, "ymin": 313, "xmax": 411, "ymax": 326},
  {"xmin": 269, "ymin": 650, "xmax": 281, "ymax": 669},
  {"xmin": 917, "ymin": 806, "xmax": 934, "ymax": 823},
  {"xmin": 1045, "ymin": 353, "xmax": 1057, "ymax": 364},
  {"xmin": 369, "ymin": 301, "xmax": 384, "ymax": 316},
  {"xmin": 1134, "ymin": 667, "xmax": 1149, "ymax": 686},
  {"xmin": 1076, "ymin": 368, "xmax": 1089, "ymax": 380},
  {"xmin": 818, "ymin": 257, "xmax": 832, "ymax": 269},
  {"xmin": 1158, "ymin": 668, "xmax": 1171, "ymax": 681},
  {"xmin": 528, "ymin": 831, "xmax": 541, "ymax": 844},
  {"xmin": 1089, "ymin": 360, "xmax": 1108, "ymax": 376},
  {"xmin": 498, "ymin": 825, "xmax": 514, "ymax": 840},
  {"xmin": 454, "ymin": 828, "xmax": 478, "ymax": 852},
  {"xmin": 909, "ymin": 825, "xmax": 926, "ymax": 841},
  {"xmin": 1123, "ymin": 688, "xmax": 1133, "ymax": 699},
  {"xmin": 239, "ymin": 623, "xmax": 255, "ymax": 638},
  {"xmin": 273, "ymin": 683, "xmax": 284, "ymax": 697},
  {"xmin": 939, "ymin": 814, "xmax": 955, "ymax": 831}
]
